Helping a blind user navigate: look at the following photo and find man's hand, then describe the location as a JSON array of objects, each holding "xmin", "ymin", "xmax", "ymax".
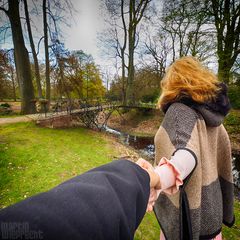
[
  {"xmin": 136, "ymin": 158, "xmax": 161, "ymax": 189},
  {"xmin": 136, "ymin": 158, "xmax": 161, "ymax": 212}
]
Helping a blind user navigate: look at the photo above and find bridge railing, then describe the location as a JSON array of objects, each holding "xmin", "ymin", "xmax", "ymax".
[
  {"xmin": 36, "ymin": 98, "xmax": 157, "ymax": 119},
  {"xmin": 133, "ymin": 102, "xmax": 157, "ymax": 108}
]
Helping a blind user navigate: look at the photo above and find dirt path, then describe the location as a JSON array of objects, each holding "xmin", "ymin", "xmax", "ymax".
[
  {"xmin": 0, "ymin": 114, "xmax": 40, "ymax": 125},
  {"xmin": 0, "ymin": 116, "xmax": 32, "ymax": 125}
]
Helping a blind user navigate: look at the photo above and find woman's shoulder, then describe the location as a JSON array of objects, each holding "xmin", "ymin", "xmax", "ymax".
[
  {"xmin": 160, "ymin": 102, "xmax": 201, "ymax": 149},
  {"xmin": 166, "ymin": 102, "xmax": 200, "ymax": 120},
  {"xmin": 161, "ymin": 102, "xmax": 200, "ymax": 134}
]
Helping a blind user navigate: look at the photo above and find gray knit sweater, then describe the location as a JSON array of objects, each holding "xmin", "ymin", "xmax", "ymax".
[{"xmin": 154, "ymin": 102, "xmax": 235, "ymax": 240}]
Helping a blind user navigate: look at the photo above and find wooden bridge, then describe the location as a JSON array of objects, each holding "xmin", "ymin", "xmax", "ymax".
[{"xmin": 35, "ymin": 100, "xmax": 157, "ymax": 130}]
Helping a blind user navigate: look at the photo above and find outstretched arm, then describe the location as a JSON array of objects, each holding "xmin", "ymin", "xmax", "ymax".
[{"xmin": 0, "ymin": 159, "xmax": 153, "ymax": 240}]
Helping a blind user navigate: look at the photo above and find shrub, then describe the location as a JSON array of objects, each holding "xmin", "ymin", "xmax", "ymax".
[
  {"xmin": 0, "ymin": 103, "xmax": 11, "ymax": 108},
  {"xmin": 224, "ymin": 112, "xmax": 240, "ymax": 126},
  {"xmin": 141, "ymin": 91, "xmax": 159, "ymax": 103},
  {"xmin": 228, "ymin": 85, "xmax": 240, "ymax": 109},
  {"xmin": 0, "ymin": 103, "xmax": 12, "ymax": 115}
]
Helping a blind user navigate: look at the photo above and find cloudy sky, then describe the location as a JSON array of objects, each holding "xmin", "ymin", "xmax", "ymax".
[
  {"xmin": 0, "ymin": 0, "xmax": 219, "ymax": 76},
  {"xmin": 63, "ymin": 0, "xmax": 106, "ymax": 66},
  {"xmin": 0, "ymin": 0, "xmax": 109, "ymax": 68}
]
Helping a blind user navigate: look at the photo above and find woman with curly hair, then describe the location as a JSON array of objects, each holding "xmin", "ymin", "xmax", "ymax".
[{"xmin": 152, "ymin": 56, "xmax": 234, "ymax": 240}]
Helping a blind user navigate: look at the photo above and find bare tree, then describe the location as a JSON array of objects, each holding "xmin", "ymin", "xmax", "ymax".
[
  {"xmin": 119, "ymin": 0, "xmax": 127, "ymax": 104},
  {"xmin": 6, "ymin": 50, "xmax": 17, "ymax": 101},
  {"xmin": 161, "ymin": 0, "xmax": 214, "ymax": 62},
  {"xmin": 41, "ymin": 0, "xmax": 75, "ymax": 104},
  {"xmin": 0, "ymin": 0, "xmax": 36, "ymax": 113},
  {"xmin": 143, "ymin": 31, "xmax": 169, "ymax": 78},
  {"xmin": 126, "ymin": 0, "xmax": 152, "ymax": 105},
  {"xmin": 100, "ymin": 0, "xmax": 128, "ymax": 104},
  {"xmin": 102, "ymin": 0, "xmax": 151, "ymax": 105},
  {"xmin": 0, "ymin": 49, "xmax": 17, "ymax": 100},
  {"xmin": 43, "ymin": 0, "xmax": 51, "ymax": 105},
  {"xmin": 23, "ymin": 0, "xmax": 43, "ymax": 99},
  {"xmin": 211, "ymin": 0, "xmax": 240, "ymax": 83}
]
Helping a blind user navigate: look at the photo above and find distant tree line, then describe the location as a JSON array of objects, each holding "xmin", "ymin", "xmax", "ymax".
[
  {"xmin": 0, "ymin": 0, "xmax": 240, "ymax": 112},
  {"xmin": 0, "ymin": 0, "xmax": 105, "ymax": 113},
  {"xmin": 100, "ymin": 0, "xmax": 240, "ymax": 106}
]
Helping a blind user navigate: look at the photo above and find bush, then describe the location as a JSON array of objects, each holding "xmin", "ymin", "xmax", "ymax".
[
  {"xmin": 0, "ymin": 103, "xmax": 11, "ymax": 108},
  {"xmin": 224, "ymin": 112, "xmax": 240, "ymax": 126},
  {"xmin": 0, "ymin": 103, "xmax": 12, "ymax": 115},
  {"xmin": 228, "ymin": 85, "xmax": 240, "ymax": 109},
  {"xmin": 140, "ymin": 91, "xmax": 159, "ymax": 103}
]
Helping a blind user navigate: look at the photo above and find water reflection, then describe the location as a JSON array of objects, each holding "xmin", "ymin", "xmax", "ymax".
[
  {"xmin": 233, "ymin": 154, "xmax": 240, "ymax": 190},
  {"xmin": 120, "ymin": 135, "xmax": 154, "ymax": 159}
]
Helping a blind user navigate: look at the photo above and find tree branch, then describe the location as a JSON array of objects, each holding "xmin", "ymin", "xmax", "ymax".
[
  {"xmin": 135, "ymin": 0, "xmax": 151, "ymax": 25},
  {"xmin": 0, "ymin": 6, "xmax": 8, "ymax": 16},
  {"xmin": 37, "ymin": 36, "xmax": 44, "ymax": 55},
  {"xmin": 121, "ymin": 0, "xmax": 127, "ymax": 51}
]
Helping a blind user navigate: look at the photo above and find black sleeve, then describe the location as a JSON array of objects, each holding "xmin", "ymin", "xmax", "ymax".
[{"xmin": 0, "ymin": 159, "xmax": 150, "ymax": 240}]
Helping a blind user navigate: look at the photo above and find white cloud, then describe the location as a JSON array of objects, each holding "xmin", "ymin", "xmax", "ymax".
[{"xmin": 63, "ymin": 0, "xmax": 106, "ymax": 66}]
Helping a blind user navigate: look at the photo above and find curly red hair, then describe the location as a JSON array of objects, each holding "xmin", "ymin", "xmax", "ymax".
[{"xmin": 157, "ymin": 56, "xmax": 220, "ymax": 109}]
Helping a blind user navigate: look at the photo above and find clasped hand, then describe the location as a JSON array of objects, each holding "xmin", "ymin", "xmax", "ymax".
[{"xmin": 136, "ymin": 158, "xmax": 161, "ymax": 212}]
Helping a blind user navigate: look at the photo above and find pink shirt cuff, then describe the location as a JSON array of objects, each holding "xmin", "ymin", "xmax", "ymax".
[
  {"xmin": 154, "ymin": 149, "xmax": 196, "ymax": 195},
  {"xmin": 155, "ymin": 157, "xmax": 183, "ymax": 194}
]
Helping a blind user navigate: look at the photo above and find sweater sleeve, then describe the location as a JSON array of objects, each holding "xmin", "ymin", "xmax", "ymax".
[
  {"xmin": 155, "ymin": 149, "xmax": 196, "ymax": 194},
  {"xmin": 0, "ymin": 159, "xmax": 150, "ymax": 240}
]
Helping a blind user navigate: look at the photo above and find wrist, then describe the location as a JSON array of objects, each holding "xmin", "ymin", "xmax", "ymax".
[{"xmin": 155, "ymin": 173, "xmax": 161, "ymax": 189}]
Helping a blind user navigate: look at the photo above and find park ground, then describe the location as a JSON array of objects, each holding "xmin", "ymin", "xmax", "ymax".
[{"xmin": 0, "ymin": 105, "xmax": 240, "ymax": 239}]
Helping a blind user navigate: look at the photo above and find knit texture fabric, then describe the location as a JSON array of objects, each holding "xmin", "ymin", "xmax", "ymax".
[{"xmin": 154, "ymin": 102, "xmax": 234, "ymax": 240}]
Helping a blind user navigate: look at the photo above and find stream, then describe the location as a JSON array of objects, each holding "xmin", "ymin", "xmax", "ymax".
[{"xmin": 104, "ymin": 126, "xmax": 240, "ymax": 196}]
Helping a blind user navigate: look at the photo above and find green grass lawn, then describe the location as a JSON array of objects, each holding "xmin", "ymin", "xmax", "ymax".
[
  {"xmin": 0, "ymin": 112, "xmax": 21, "ymax": 118},
  {"xmin": 0, "ymin": 122, "xmax": 120, "ymax": 207},
  {"xmin": 0, "ymin": 122, "xmax": 239, "ymax": 239}
]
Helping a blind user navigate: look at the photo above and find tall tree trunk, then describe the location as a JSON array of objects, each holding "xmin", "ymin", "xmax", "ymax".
[
  {"xmin": 23, "ymin": 0, "xmax": 43, "ymax": 99},
  {"xmin": 125, "ymin": 0, "xmax": 150, "ymax": 105},
  {"xmin": 57, "ymin": 56, "xmax": 64, "ymax": 98},
  {"xmin": 126, "ymin": 37, "xmax": 135, "ymax": 105},
  {"xmin": 126, "ymin": 0, "xmax": 135, "ymax": 105},
  {"xmin": 43, "ymin": 0, "xmax": 51, "ymax": 106},
  {"xmin": 10, "ymin": 66, "xmax": 16, "ymax": 101},
  {"xmin": 211, "ymin": 0, "xmax": 240, "ymax": 84},
  {"xmin": 8, "ymin": 0, "xmax": 36, "ymax": 114},
  {"xmin": 218, "ymin": 59, "xmax": 232, "ymax": 83},
  {"xmin": 13, "ymin": 49, "xmax": 20, "ymax": 88},
  {"xmin": 73, "ymin": 73, "xmax": 83, "ymax": 99},
  {"xmin": 121, "ymin": 48, "xmax": 126, "ymax": 105},
  {"xmin": 120, "ymin": 0, "xmax": 127, "ymax": 105},
  {"xmin": 59, "ymin": 58, "xmax": 66, "ymax": 97}
]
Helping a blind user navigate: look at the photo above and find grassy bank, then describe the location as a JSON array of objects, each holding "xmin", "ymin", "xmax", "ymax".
[
  {"xmin": 0, "ymin": 122, "xmax": 125, "ymax": 208},
  {"xmin": 224, "ymin": 110, "xmax": 240, "ymax": 153},
  {"xmin": 0, "ymin": 122, "xmax": 158, "ymax": 239},
  {"xmin": 0, "ymin": 113, "xmax": 21, "ymax": 118},
  {"xmin": 0, "ymin": 122, "xmax": 239, "ymax": 239}
]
